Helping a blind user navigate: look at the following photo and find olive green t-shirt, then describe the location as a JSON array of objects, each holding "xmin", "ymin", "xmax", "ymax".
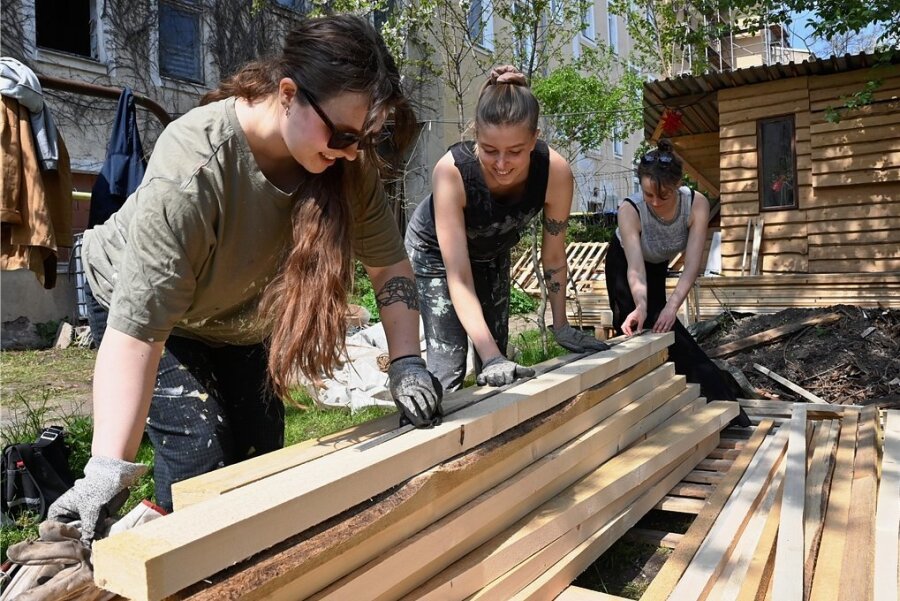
[{"xmin": 82, "ymin": 97, "xmax": 406, "ymax": 345}]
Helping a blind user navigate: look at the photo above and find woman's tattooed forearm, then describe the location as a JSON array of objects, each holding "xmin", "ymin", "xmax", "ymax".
[
  {"xmin": 375, "ymin": 276, "xmax": 419, "ymax": 310},
  {"xmin": 543, "ymin": 216, "xmax": 568, "ymax": 236},
  {"xmin": 543, "ymin": 265, "xmax": 565, "ymax": 294}
]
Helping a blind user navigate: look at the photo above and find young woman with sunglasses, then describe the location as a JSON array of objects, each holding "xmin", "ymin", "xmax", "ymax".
[
  {"xmin": 606, "ymin": 139, "xmax": 750, "ymax": 426},
  {"xmin": 48, "ymin": 15, "xmax": 442, "ymax": 542},
  {"xmin": 405, "ymin": 67, "xmax": 609, "ymax": 392}
]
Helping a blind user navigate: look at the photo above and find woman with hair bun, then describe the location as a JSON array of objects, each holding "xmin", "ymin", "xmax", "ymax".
[
  {"xmin": 606, "ymin": 139, "xmax": 750, "ymax": 426},
  {"xmin": 48, "ymin": 15, "xmax": 443, "ymax": 542},
  {"xmin": 405, "ymin": 66, "xmax": 609, "ymax": 392}
]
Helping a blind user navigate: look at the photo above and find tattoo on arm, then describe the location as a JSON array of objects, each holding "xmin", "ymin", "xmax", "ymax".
[
  {"xmin": 543, "ymin": 265, "xmax": 565, "ymax": 295},
  {"xmin": 375, "ymin": 276, "xmax": 419, "ymax": 311},
  {"xmin": 542, "ymin": 216, "xmax": 568, "ymax": 236}
]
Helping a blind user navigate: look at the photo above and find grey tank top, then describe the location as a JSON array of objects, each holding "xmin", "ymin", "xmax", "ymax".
[{"xmin": 615, "ymin": 186, "xmax": 693, "ymax": 264}]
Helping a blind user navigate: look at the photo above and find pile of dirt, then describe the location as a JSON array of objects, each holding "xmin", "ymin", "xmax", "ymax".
[{"xmin": 701, "ymin": 305, "xmax": 900, "ymax": 408}]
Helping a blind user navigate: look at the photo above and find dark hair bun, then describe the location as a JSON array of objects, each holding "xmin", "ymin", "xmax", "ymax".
[{"xmin": 657, "ymin": 138, "xmax": 674, "ymax": 153}]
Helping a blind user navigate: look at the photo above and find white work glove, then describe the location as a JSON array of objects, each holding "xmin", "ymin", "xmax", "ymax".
[
  {"xmin": 551, "ymin": 324, "xmax": 611, "ymax": 353},
  {"xmin": 388, "ymin": 356, "xmax": 443, "ymax": 428},
  {"xmin": 476, "ymin": 355, "xmax": 535, "ymax": 387},
  {"xmin": 47, "ymin": 456, "xmax": 147, "ymax": 544}
]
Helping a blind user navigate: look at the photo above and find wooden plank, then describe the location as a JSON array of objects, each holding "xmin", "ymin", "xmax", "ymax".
[
  {"xmin": 92, "ymin": 333, "xmax": 674, "ymax": 601},
  {"xmin": 640, "ymin": 419, "xmax": 776, "ymax": 601},
  {"xmin": 772, "ymin": 404, "xmax": 808, "ymax": 601},
  {"xmin": 753, "ymin": 363, "xmax": 829, "ymax": 404},
  {"xmin": 668, "ymin": 482, "xmax": 715, "ymax": 499},
  {"xmin": 750, "ymin": 217, "xmax": 763, "ymax": 276},
  {"xmin": 735, "ymin": 475, "xmax": 785, "ymax": 601},
  {"xmin": 504, "ymin": 439, "xmax": 720, "ymax": 601},
  {"xmin": 741, "ymin": 218, "xmax": 752, "ymax": 276},
  {"xmin": 683, "ymin": 470, "xmax": 725, "ymax": 485},
  {"xmin": 653, "ymin": 496, "xmax": 705, "ymax": 514},
  {"xmin": 804, "ymin": 419, "xmax": 839, "ymax": 586},
  {"xmin": 874, "ymin": 411, "xmax": 900, "ymax": 601},
  {"xmin": 320, "ymin": 395, "xmax": 730, "ymax": 601},
  {"xmin": 706, "ymin": 455, "xmax": 786, "ymax": 601},
  {"xmin": 838, "ymin": 406, "xmax": 879, "ymax": 601},
  {"xmin": 809, "ymin": 411, "xmax": 860, "ymax": 601},
  {"xmin": 664, "ymin": 426, "xmax": 789, "ymax": 600},
  {"xmin": 183, "ymin": 357, "xmax": 674, "ymax": 601},
  {"xmin": 708, "ymin": 313, "xmax": 841, "ymax": 359}
]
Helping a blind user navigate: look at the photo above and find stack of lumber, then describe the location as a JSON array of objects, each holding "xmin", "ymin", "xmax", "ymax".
[
  {"xmin": 510, "ymin": 241, "xmax": 608, "ymax": 295},
  {"xmin": 636, "ymin": 403, "xmax": 899, "ymax": 601},
  {"xmin": 90, "ymin": 333, "xmax": 739, "ymax": 601}
]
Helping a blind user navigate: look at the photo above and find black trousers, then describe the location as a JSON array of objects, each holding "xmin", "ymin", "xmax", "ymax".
[
  {"xmin": 84, "ymin": 282, "xmax": 285, "ymax": 511},
  {"xmin": 605, "ymin": 236, "xmax": 750, "ymax": 427}
]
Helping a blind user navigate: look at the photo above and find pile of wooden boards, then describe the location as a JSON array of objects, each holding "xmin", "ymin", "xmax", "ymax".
[
  {"xmin": 90, "ymin": 332, "xmax": 739, "ymax": 601},
  {"xmin": 636, "ymin": 403, "xmax": 899, "ymax": 601}
]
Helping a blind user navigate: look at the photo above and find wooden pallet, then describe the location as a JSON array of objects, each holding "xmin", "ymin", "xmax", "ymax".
[{"xmin": 510, "ymin": 242, "xmax": 608, "ymax": 296}]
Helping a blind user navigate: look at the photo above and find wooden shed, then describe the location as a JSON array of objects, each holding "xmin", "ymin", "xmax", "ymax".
[
  {"xmin": 644, "ymin": 52, "xmax": 900, "ymax": 276},
  {"xmin": 639, "ymin": 52, "xmax": 900, "ymax": 316}
]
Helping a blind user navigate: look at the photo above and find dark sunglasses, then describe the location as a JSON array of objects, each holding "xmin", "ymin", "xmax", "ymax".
[
  {"xmin": 296, "ymin": 87, "xmax": 365, "ymax": 150},
  {"xmin": 641, "ymin": 151, "xmax": 674, "ymax": 164}
]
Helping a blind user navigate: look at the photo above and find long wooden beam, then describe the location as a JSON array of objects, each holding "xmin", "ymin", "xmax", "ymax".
[
  {"xmin": 772, "ymin": 404, "xmax": 809, "ymax": 600},
  {"xmin": 172, "ymin": 351, "xmax": 598, "ymax": 509},
  {"xmin": 93, "ymin": 333, "xmax": 673, "ymax": 601},
  {"xmin": 707, "ymin": 312, "xmax": 841, "ymax": 359}
]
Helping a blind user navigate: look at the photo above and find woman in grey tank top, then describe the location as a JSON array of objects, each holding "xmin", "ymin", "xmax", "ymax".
[{"xmin": 605, "ymin": 140, "xmax": 750, "ymax": 426}]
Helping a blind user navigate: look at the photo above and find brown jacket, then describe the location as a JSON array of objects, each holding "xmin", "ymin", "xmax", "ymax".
[{"xmin": 1, "ymin": 95, "xmax": 72, "ymax": 288}]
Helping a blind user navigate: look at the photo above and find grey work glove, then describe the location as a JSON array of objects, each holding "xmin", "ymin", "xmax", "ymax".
[
  {"xmin": 476, "ymin": 355, "xmax": 535, "ymax": 387},
  {"xmin": 551, "ymin": 324, "xmax": 611, "ymax": 353},
  {"xmin": 388, "ymin": 356, "xmax": 443, "ymax": 428},
  {"xmin": 3, "ymin": 521, "xmax": 116, "ymax": 601},
  {"xmin": 47, "ymin": 456, "xmax": 147, "ymax": 545}
]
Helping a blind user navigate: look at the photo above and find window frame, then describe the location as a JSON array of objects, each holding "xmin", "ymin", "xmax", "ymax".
[
  {"xmin": 158, "ymin": 0, "xmax": 204, "ymax": 84},
  {"xmin": 756, "ymin": 114, "xmax": 799, "ymax": 212},
  {"xmin": 582, "ymin": 4, "xmax": 595, "ymax": 41},
  {"xmin": 468, "ymin": 0, "xmax": 495, "ymax": 51},
  {"xmin": 607, "ymin": 0, "xmax": 618, "ymax": 54}
]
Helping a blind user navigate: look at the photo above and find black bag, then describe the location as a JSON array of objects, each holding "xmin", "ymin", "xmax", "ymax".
[{"xmin": 1, "ymin": 426, "xmax": 75, "ymax": 524}]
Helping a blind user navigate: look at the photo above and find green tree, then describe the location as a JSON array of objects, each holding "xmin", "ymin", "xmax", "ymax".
[{"xmin": 532, "ymin": 62, "xmax": 643, "ymax": 162}]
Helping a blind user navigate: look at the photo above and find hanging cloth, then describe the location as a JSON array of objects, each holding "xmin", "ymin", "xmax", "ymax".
[
  {"xmin": 0, "ymin": 96, "xmax": 73, "ymax": 289},
  {"xmin": 88, "ymin": 88, "xmax": 146, "ymax": 228},
  {"xmin": 0, "ymin": 57, "xmax": 59, "ymax": 171}
]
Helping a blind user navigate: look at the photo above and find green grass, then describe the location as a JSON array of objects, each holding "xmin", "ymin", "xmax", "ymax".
[
  {"xmin": 509, "ymin": 327, "xmax": 568, "ymax": 366},
  {"xmin": 573, "ymin": 538, "xmax": 671, "ymax": 598}
]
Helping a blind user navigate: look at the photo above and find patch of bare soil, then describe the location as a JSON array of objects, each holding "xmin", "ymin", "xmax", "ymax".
[{"xmin": 701, "ymin": 305, "xmax": 900, "ymax": 408}]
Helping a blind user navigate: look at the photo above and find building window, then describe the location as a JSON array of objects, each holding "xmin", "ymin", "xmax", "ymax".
[
  {"xmin": 36, "ymin": 0, "xmax": 93, "ymax": 57},
  {"xmin": 159, "ymin": 0, "xmax": 203, "ymax": 83},
  {"xmin": 373, "ymin": 0, "xmax": 395, "ymax": 30},
  {"xmin": 607, "ymin": 1, "xmax": 618, "ymax": 53},
  {"xmin": 468, "ymin": 0, "xmax": 494, "ymax": 50},
  {"xmin": 582, "ymin": 5, "xmax": 595, "ymax": 41},
  {"xmin": 274, "ymin": 0, "xmax": 309, "ymax": 11},
  {"xmin": 613, "ymin": 125, "xmax": 624, "ymax": 157},
  {"xmin": 757, "ymin": 115, "xmax": 797, "ymax": 210}
]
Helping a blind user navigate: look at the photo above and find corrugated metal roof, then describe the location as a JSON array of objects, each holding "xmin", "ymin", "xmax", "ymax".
[{"xmin": 643, "ymin": 51, "xmax": 900, "ymax": 138}]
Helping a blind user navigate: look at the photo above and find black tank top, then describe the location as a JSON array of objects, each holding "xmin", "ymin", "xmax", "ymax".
[{"xmin": 406, "ymin": 140, "xmax": 550, "ymax": 262}]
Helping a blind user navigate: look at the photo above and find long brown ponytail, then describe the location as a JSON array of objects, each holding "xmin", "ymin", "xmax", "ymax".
[{"xmin": 204, "ymin": 15, "xmax": 416, "ymax": 398}]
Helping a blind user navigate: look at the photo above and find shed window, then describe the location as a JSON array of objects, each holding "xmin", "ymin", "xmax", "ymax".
[{"xmin": 758, "ymin": 115, "xmax": 797, "ymax": 210}]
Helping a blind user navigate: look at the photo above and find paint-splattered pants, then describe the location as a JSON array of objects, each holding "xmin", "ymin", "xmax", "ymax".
[
  {"xmin": 408, "ymin": 246, "xmax": 511, "ymax": 392},
  {"xmin": 84, "ymin": 282, "xmax": 284, "ymax": 512}
]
